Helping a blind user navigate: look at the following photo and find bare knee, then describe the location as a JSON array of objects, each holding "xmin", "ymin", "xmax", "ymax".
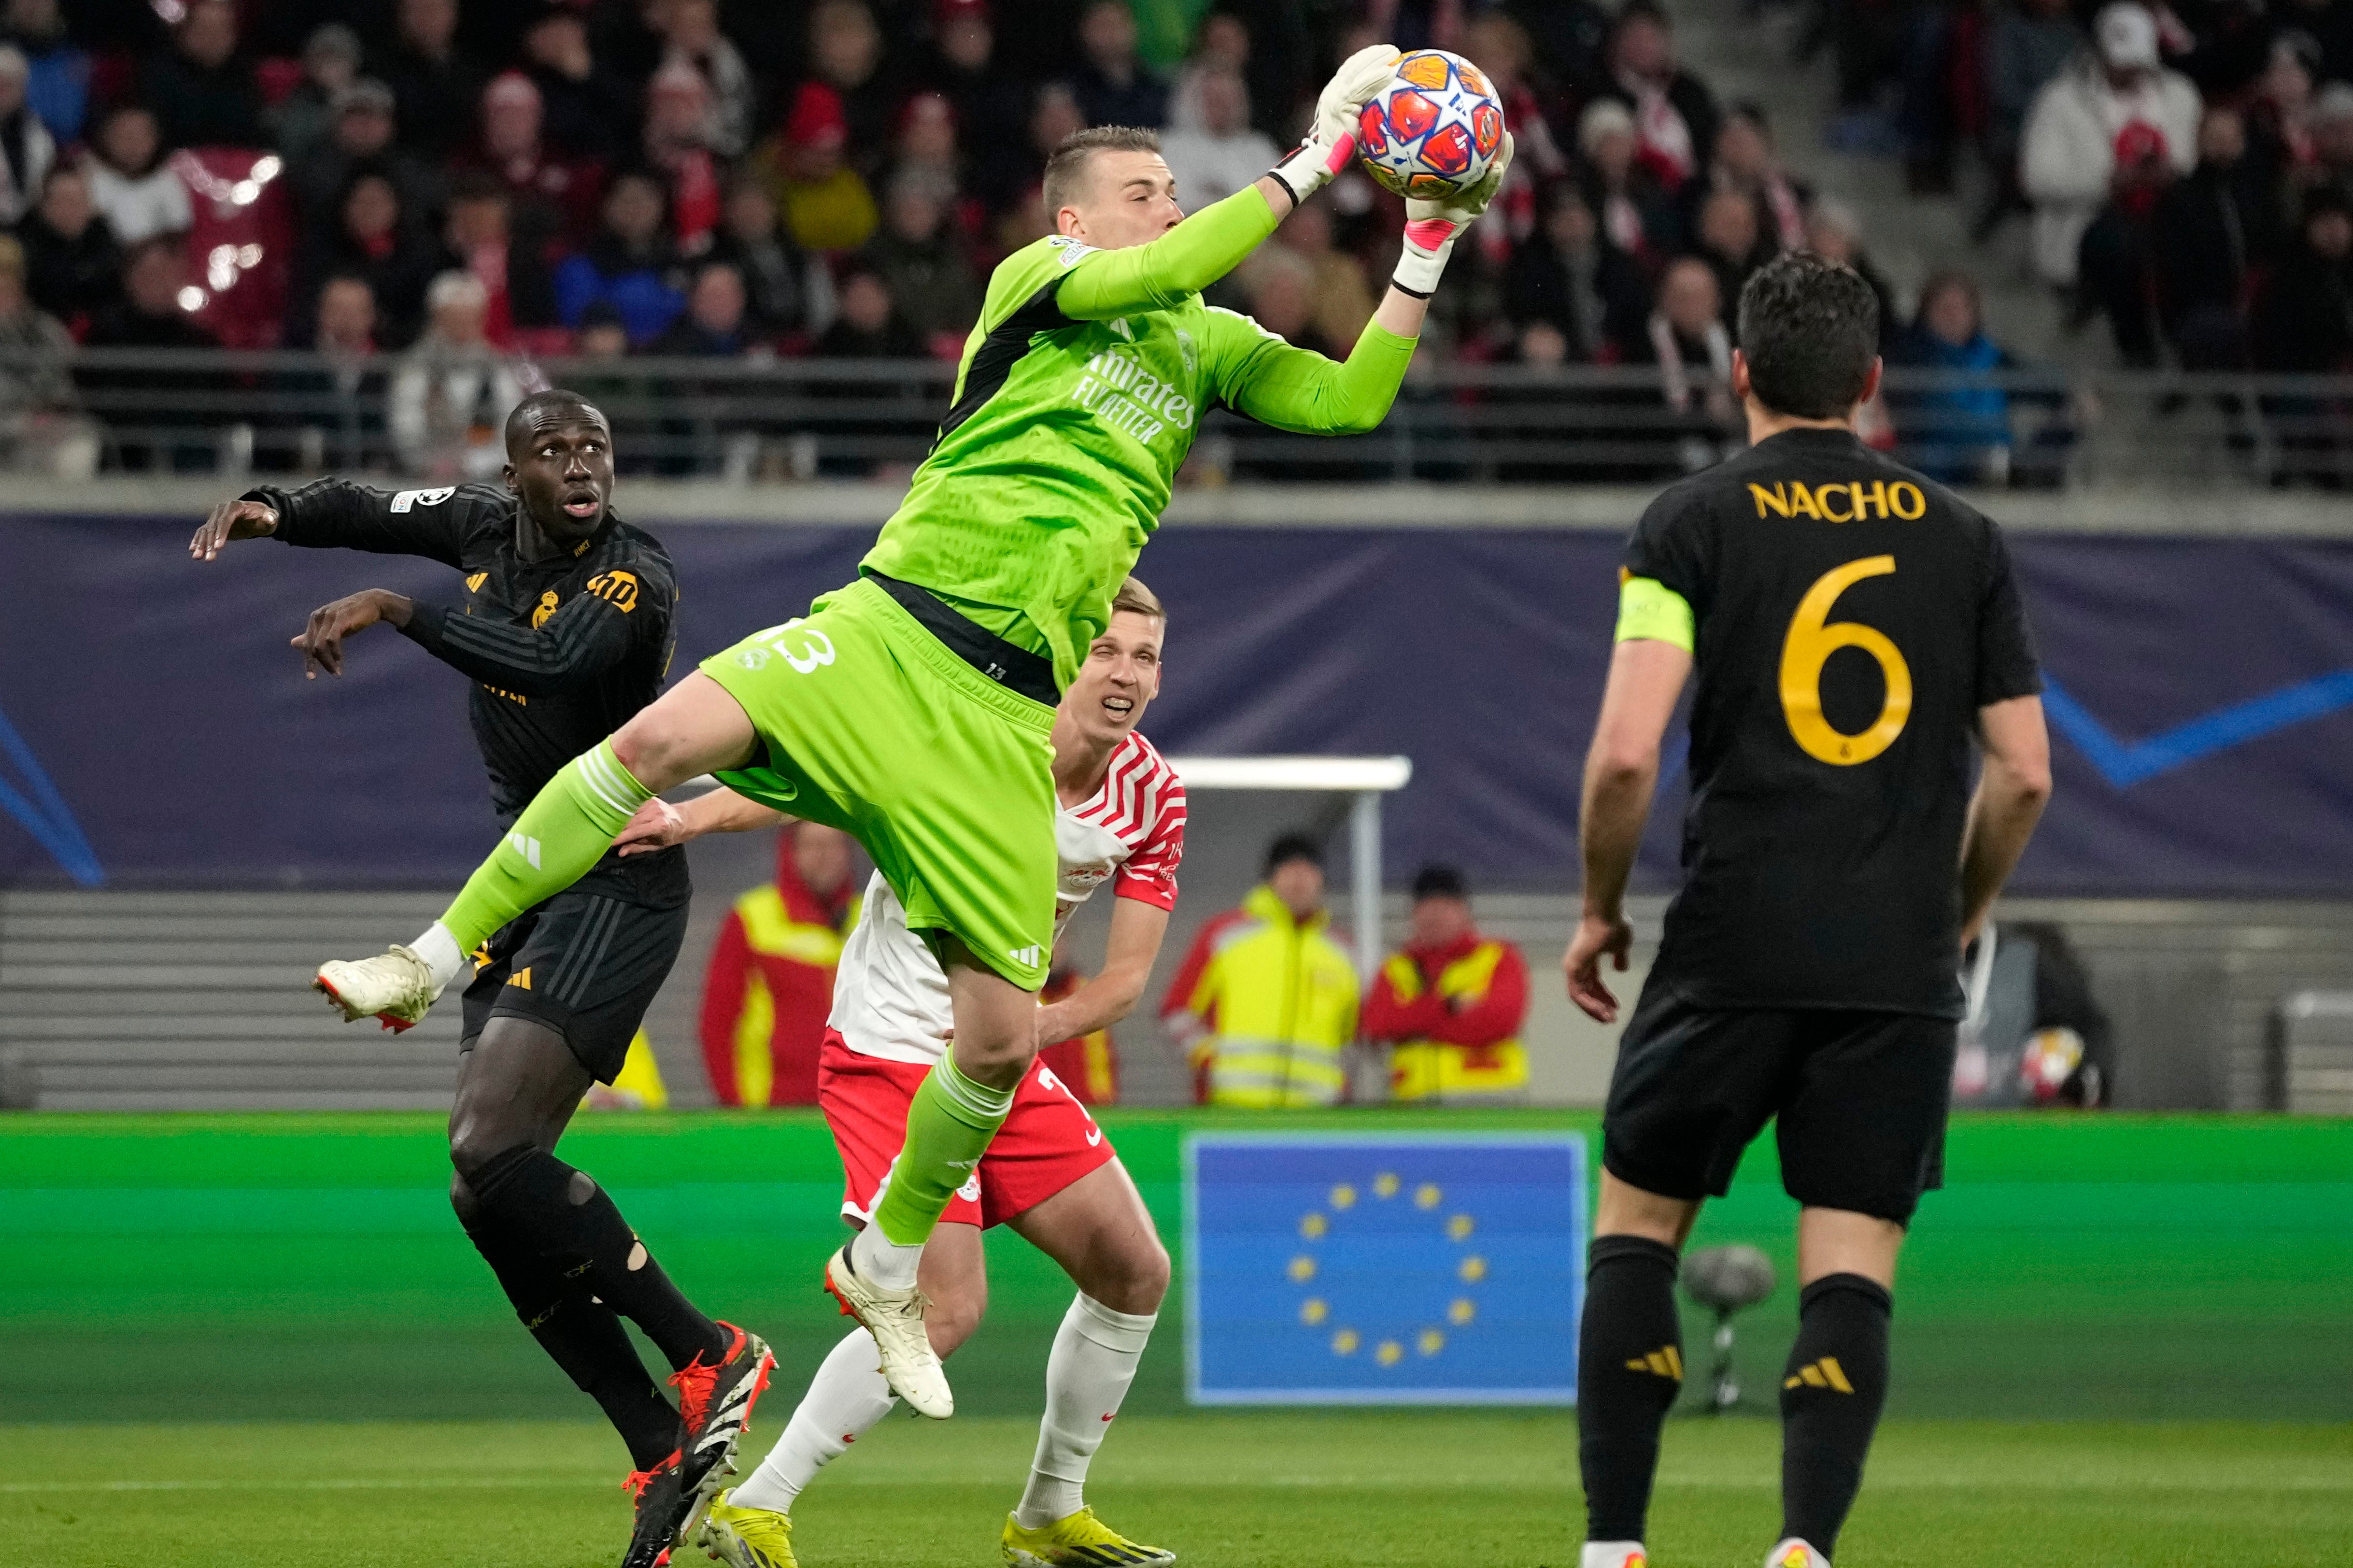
[
  {"xmin": 608, "ymin": 712, "xmax": 696, "ymax": 795},
  {"xmin": 609, "ymin": 674, "xmax": 754, "ymax": 792},
  {"xmin": 1594, "ymin": 1168, "xmax": 1699, "ymax": 1250},
  {"xmin": 447, "ymin": 1107, "xmax": 512, "ymax": 1187},
  {"xmin": 449, "ymin": 1171, "xmax": 481, "ymax": 1226},
  {"xmin": 1076, "ymin": 1232, "xmax": 1170, "ymax": 1317}
]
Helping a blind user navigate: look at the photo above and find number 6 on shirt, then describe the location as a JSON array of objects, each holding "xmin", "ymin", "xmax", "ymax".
[{"xmin": 1779, "ymin": 554, "xmax": 1913, "ymax": 765}]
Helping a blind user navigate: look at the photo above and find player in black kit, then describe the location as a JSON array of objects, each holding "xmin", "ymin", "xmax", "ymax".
[
  {"xmin": 190, "ymin": 391, "xmax": 774, "ymax": 1568},
  {"xmin": 1562, "ymin": 255, "xmax": 2052, "ymax": 1568}
]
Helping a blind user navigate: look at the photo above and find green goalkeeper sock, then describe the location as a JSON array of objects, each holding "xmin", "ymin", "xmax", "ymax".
[
  {"xmin": 436, "ymin": 740, "xmax": 653, "ymax": 953},
  {"xmin": 869, "ymin": 1054, "xmax": 1014, "ymax": 1251}
]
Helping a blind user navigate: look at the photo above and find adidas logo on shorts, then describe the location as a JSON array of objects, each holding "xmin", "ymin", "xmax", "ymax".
[{"xmin": 1008, "ymin": 944, "xmax": 1042, "ymax": 967}]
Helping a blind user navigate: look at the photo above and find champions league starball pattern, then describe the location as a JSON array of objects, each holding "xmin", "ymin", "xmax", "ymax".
[{"xmin": 1354, "ymin": 49, "xmax": 1507, "ymax": 200}]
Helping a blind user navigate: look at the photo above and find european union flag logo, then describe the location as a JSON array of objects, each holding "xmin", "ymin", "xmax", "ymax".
[{"xmin": 1183, "ymin": 1132, "xmax": 1585, "ymax": 1405}]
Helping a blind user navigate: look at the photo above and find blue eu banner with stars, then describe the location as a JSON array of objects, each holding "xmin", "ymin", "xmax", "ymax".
[{"xmin": 1183, "ymin": 1132, "xmax": 1585, "ymax": 1405}]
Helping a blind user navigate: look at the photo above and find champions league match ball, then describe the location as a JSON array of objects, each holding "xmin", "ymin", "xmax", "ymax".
[{"xmin": 1354, "ymin": 49, "xmax": 1507, "ymax": 200}]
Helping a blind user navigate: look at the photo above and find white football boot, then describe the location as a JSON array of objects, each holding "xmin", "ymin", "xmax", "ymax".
[
  {"xmin": 1765, "ymin": 1539, "xmax": 1830, "ymax": 1567},
  {"xmin": 1581, "ymin": 1543, "xmax": 1647, "ymax": 1568},
  {"xmin": 313, "ymin": 945, "xmax": 444, "ymax": 1032},
  {"xmin": 821, "ymin": 1243, "xmax": 953, "ymax": 1418}
]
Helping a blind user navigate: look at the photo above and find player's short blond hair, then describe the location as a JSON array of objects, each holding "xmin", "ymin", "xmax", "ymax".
[
  {"xmin": 1043, "ymin": 125, "xmax": 1161, "ymax": 215},
  {"xmin": 1111, "ymin": 575, "xmax": 1165, "ymax": 623}
]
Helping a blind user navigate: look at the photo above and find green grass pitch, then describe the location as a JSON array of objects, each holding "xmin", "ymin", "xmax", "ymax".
[{"xmin": 6, "ymin": 1413, "xmax": 2348, "ymax": 1567}]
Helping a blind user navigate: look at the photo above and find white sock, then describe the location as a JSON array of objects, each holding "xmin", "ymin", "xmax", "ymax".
[
  {"xmin": 848, "ymin": 1215, "xmax": 924, "ymax": 1292},
  {"xmin": 407, "ymin": 921, "xmax": 465, "ymax": 992},
  {"xmin": 1582, "ymin": 1543, "xmax": 1647, "ymax": 1568},
  {"xmin": 728, "ymin": 1328, "xmax": 898, "ymax": 1514},
  {"xmin": 1013, "ymin": 1294, "xmax": 1157, "ymax": 1530}
]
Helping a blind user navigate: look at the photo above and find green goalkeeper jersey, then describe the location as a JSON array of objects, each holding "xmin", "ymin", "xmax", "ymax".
[{"xmin": 859, "ymin": 186, "xmax": 1419, "ymax": 688}]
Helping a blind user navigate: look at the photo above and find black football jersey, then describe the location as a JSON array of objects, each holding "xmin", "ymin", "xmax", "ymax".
[
  {"xmin": 250, "ymin": 478, "xmax": 687, "ymax": 895},
  {"xmin": 1622, "ymin": 427, "xmax": 2042, "ymax": 1017}
]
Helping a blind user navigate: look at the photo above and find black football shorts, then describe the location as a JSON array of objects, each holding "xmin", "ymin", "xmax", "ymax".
[
  {"xmin": 1601, "ymin": 987, "xmax": 1959, "ymax": 1225},
  {"xmin": 460, "ymin": 883, "xmax": 689, "ymax": 1085}
]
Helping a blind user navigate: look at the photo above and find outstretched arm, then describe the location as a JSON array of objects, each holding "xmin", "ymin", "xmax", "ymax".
[
  {"xmin": 391, "ymin": 579, "xmax": 647, "ymax": 696},
  {"xmin": 1211, "ymin": 308, "xmax": 1421, "ymax": 436},
  {"xmin": 1564, "ymin": 637, "xmax": 1692, "ymax": 1022},
  {"xmin": 195, "ymin": 478, "xmax": 475, "ymax": 566},
  {"xmin": 614, "ymin": 786, "xmax": 789, "ymax": 856}
]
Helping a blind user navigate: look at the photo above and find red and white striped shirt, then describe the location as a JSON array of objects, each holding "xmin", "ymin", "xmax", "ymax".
[{"xmin": 829, "ymin": 731, "xmax": 1187, "ymax": 1064}]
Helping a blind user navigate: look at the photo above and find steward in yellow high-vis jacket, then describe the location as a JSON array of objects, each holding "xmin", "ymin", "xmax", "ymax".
[
  {"xmin": 1159, "ymin": 832, "xmax": 1359, "ymax": 1107},
  {"xmin": 1361, "ymin": 863, "xmax": 1532, "ymax": 1104},
  {"xmin": 697, "ymin": 822, "xmax": 860, "ymax": 1106}
]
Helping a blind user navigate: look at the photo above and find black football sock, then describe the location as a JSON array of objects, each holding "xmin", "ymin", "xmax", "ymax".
[
  {"xmin": 468, "ymin": 1145, "xmax": 729, "ymax": 1373},
  {"xmin": 1779, "ymin": 1273, "xmax": 1893, "ymax": 1558},
  {"xmin": 1577, "ymin": 1234, "xmax": 1685, "ymax": 1543},
  {"xmin": 460, "ymin": 1211, "xmax": 678, "ymax": 1471}
]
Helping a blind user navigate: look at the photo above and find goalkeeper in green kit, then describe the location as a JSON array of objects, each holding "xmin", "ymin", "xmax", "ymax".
[{"xmin": 316, "ymin": 44, "xmax": 1511, "ymax": 1423}]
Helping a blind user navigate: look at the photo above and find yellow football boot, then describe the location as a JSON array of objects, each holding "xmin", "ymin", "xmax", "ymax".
[
  {"xmin": 694, "ymin": 1490, "xmax": 796, "ymax": 1568},
  {"xmin": 1000, "ymin": 1506, "xmax": 1175, "ymax": 1566}
]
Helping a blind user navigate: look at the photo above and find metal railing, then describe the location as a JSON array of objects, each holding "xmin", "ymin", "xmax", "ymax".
[{"xmin": 12, "ymin": 348, "xmax": 2353, "ymax": 495}]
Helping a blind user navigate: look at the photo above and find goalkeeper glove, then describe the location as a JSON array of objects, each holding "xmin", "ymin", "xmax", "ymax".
[
  {"xmin": 1268, "ymin": 44, "xmax": 1401, "ymax": 206},
  {"xmin": 1392, "ymin": 132, "xmax": 1516, "ymax": 298}
]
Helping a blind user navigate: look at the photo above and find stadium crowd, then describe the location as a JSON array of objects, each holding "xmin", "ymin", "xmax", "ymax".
[{"xmin": 7, "ymin": 0, "xmax": 2353, "ymax": 479}]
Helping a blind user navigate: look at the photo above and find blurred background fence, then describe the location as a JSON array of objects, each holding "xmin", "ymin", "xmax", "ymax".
[{"xmin": 33, "ymin": 348, "xmax": 2353, "ymax": 492}]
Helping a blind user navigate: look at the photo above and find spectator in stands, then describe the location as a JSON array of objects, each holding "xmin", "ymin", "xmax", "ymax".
[
  {"xmin": 648, "ymin": 259, "xmax": 753, "ymax": 355},
  {"xmin": 2020, "ymin": 2, "xmax": 2201, "ymax": 287},
  {"xmin": 1238, "ymin": 245, "xmax": 1333, "ymax": 354},
  {"xmin": 143, "ymin": 0, "xmax": 262, "ymax": 151},
  {"xmin": 1068, "ymin": 1, "xmax": 1167, "ymax": 131},
  {"xmin": 265, "ymin": 23, "xmax": 361, "ymax": 166},
  {"xmin": 2278, "ymin": 0, "xmax": 2353, "ymax": 84},
  {"xmin": 1596, "ymin": 3, "xmax": 1719, "ymax": 197},
  {"xmin": 1167, "ymin": 9, "xmax": 1250, "ymax": 133},
  {"xmin": 2304, "ymin": 81, "xmax": 2353, "ymax": 195},
  {"xmin": 1978, "ymin": 0, "xmax": 2088, "ymax": 243},
  {"xmin": 87, "ymin": 234, "xmax": 212, "ymax": 350},
  {"xmin": 859, "ymin": 167, "xmax": 982, "ymax": 345},
  {"xmin": 1274, "ymin": 201, "xmax": 1378, "ymax": 358},
  {"xmin": 1, "ymin": 0, "xmax": 83, "ymax": 146},
  {"xmin": 554, "ymin": 169, "xmax": 687, "ymax": 345},
  {"xmin": 1505, "ymin": 183, "xmax": 1645, "ymax": 363},
  {"xmin": 642, "ymin": 60, "xmax": 724, "ymax": 256},
  {"xmin": 86, "ymin": 235, "xmax": 219, "ymax": 473},
  {"xmin": 274, "ymin": 273, "xmax": 390, "ymax": 473},
  {"xmin": 1158, "ymin": 66, "xmax": 1278, "ymax": 216},
  {"xmin": 659, "ymin": 0, "xmax": 756, "ymax": 161},
  {"xmin": 815, "ymin": 264, "xmax": 925, "ymax": 358},
  {"xmin": 1637, "ymin": 254, "xmax": 1736, "ymax": 472},
  {"xmin": 0, "ymin": 232, "xmax": 81, "ymax": 473},
  {"xmin": 706, "ymin": 174, "xmax": 834, "ymax": 341},
  {"xmin": 890, "ymin": 92, "xmax": 970, "ymax": 231},
  {"xmin": 1360, "ymin": 863, "xmax": 1532, "ymax": 1105},
  {"xmin": 1159, "ymin": 831, "xmax": 1360, "ymax": 1108},
  {"xmin": 924, "ymin": 0, "xmax": 1030, "ymax": 211},
  {"xmin": 1693, "ymin": 104, "xmax": 1811, "ymax": 253},
  {"xmin": 2075, "ymin": 120, "xmax": 2179, "ymax": 365},
  {"xmin": 379, "ymin": 0, "xmax": 485, "ymax": 161},
  {"xmin": 810, "ymin": 0, "xmax": 898, "ymax": 174},
  {"xmin": 463, "ymin": 71, "xmax": 603, "ymax": 247},
  {"xmin": 0, "ymin": 44, "xmax": 51, "ymax": 226},
  {"xmin": 2242, "ymin": 31, "xmax": 2320, "ymax": 225},
  {"xmin": 522, "ymin": 6, "xmax": 635, "ymax": 164},
  {"xmin": 389, "ymin": 269, "xmax": 521, "ymax": 480},
  {"xmin": 438, "ymin": 173, "xmax": 556, "ymax": 346},
  {"xmin": 1804, "ymin": 198, "xmax": 1901, "ymax": 351},
  {"xmin": 1694, "ymin": 185, "xmax": 1772, "ymax": 333},
  {"xmin": 573, "ymin": 298, "xmax": 631, "ymax": 360},
  {"xmin": 1891, "ymin": 270, "xmax": 2018, "ymax": 483},
  {"xmin": 2153, "ymin": 107, "xmax": 2260, "ymax": 368},
  {"xmin": 1460, "ymin": 11, "xmax": 1571, "ymax": 184},
  {"xmin": 2253, "ymin": 187, "xmax": 2353, "ymax": 371},
  {"xmin": 82, "ymin": 104, "xmax": 192, "ymax": 248},
  {"xmin": 756, "ymin": 82, "xmax": 877, "ymax": 254},
  {"xmin": 1578, "ymin": 99, "xmax": 1682, "ymax": 275},
  {"xmin": 288, "ymin": 79, "xmax": 431, "ymax": 235},
  {"xmin": 292, "ymin": 169, "xmax": 439, "ymax": 349},
  {"xmin": 696, "ymin": 822, "xmax": 860, "ymax": 1107},
  {"xmin": 19, "ymin": 165, "xmax": 121, "ymax": 329}
]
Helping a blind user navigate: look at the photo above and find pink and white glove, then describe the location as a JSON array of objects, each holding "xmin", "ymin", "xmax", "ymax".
[
  {"xmin": 1393, "ymin": 131, "xmax": 1516, "ymax": 297},
  {"xmin": 1268, "ymin": 44, "xmax": 1402, "ymax": 206}
]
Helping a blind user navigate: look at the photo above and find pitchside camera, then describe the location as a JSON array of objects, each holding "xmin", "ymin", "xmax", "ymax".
[{"xmin": 1681, "ymin": 1245, "xmax": 1777, "ymax": 1413}]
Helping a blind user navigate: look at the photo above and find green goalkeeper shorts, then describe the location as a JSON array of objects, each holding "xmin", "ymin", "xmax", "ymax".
[{"xmin": 699, "ymin": 575, "xmax": 1058, "ymax": 991}]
